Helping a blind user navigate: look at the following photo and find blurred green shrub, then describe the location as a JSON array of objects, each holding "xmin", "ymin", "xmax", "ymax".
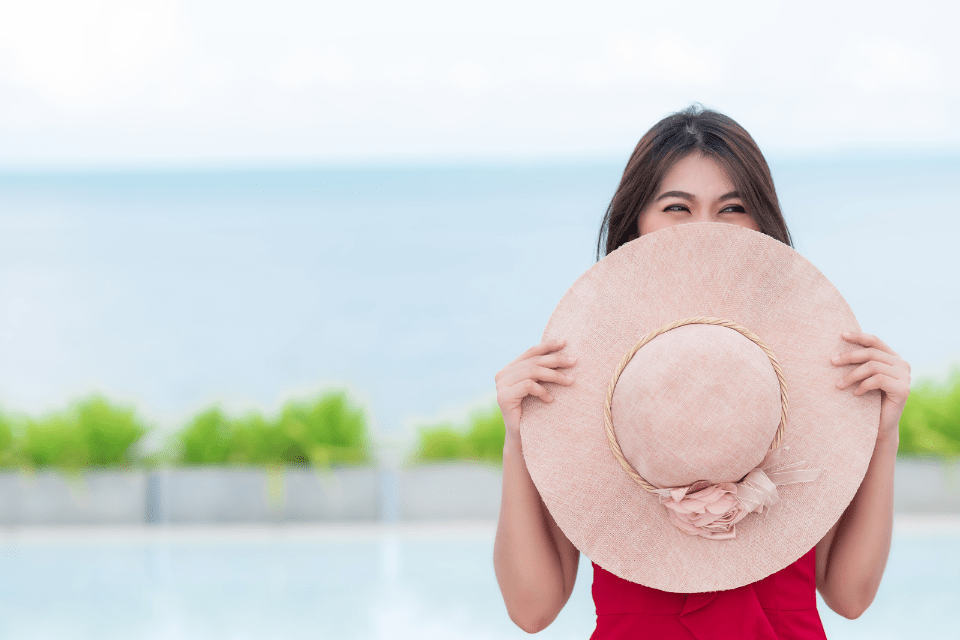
[
  {"xmin": 178, "ymin": 406, "xmax": 235, "ymax": 464},
  {"xmin": 0, "ymin": 411, "xmax": 18, "ymax": 468},
  {"xmin": 276, "ymin": 391, "xmax": 370, "ymax": 466},
  {"xmin": 174, "ymin": 390, "xmax": 371, "ymax": 467},
  {"xmin": 899, "ymin": 366, "xmax": 960, "ymax": 458},
  {"xmin": 412, "ymin": 403, "xmax": 505, "ymax": 464},
  {"xmin": 20, "ymin": 395, "xmax": 149, "ymax": 470},
  {"xmin": 415, "ymin": 424, "xmax": 468, "ymax": 461}
]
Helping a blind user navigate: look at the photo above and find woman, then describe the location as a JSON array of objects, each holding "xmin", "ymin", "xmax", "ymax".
[{"xmin": 492, "ymin": 105, "xmax": 911, "ymax": 635}]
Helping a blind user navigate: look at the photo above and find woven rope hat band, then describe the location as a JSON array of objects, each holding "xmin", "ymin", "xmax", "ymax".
[
  {"xmin": 603, "ymin": 316, "xmax": 789, "ymax": 493},
  {"xmin": 520, "ymin": 222, "xmax": 881, "ymax": 592}
]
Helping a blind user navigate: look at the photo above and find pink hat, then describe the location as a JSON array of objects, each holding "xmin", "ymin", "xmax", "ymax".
[{"xmin": 520, "ymin": 222, "xmax": 880, "ymax": 593}]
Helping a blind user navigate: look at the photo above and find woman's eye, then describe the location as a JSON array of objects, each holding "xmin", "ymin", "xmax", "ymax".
[
  {"xmin": 721, "ymin": 205, "xmax": 747, "ymax": 213},
  {"xmin": 664, "ymin": 204, "xmax": 689, "ymax": 212}
]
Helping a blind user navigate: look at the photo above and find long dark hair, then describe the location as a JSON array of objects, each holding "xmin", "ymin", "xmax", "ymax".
[{"xmin": 596, "ymin": 105, "xmax": 792, "ymax": 260}]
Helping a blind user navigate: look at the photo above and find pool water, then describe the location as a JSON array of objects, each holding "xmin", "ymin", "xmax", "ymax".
[{"xmin": 1, "ymin": 518, "xmax": 957, "ymax": 640}]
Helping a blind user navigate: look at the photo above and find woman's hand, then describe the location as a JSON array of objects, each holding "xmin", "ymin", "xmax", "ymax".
[
  {"xmin": 495, "ymin": 338, "xmax": 576, "ymax": 442},
  {"xmin": 832, "ymin": 330, "xmax": 911, "ymax": 442}
]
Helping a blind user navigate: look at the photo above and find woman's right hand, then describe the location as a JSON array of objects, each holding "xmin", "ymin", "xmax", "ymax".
[{"xmin": 495, "ymin": 338, "xmax": 577, "ymax": 442}]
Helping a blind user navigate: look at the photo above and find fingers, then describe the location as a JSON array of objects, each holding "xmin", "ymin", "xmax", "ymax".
[
  {"xmin": 506, "ymin": 338, "xmax": 567, "ymax": 368},
  {"xmin": 530, "ymin": 351, "xmax": 578, "ymax": 372},
  {"xmin": 499, "ymin": 362, "xmax": 575, "ymax": 391},
  {"xmin": 850, "ymin": 373, "xmax": 911, "ymax": 400},
  {"xmin": 836, "ymin": 360, "xmax": 899, "ymax": 390},
  {"xmin": 841, "ymin": 331, "xmax": 899, "ymax": 357},
  {"xmin": 832, "ymin": 331, "xmax": 913, "ymax": 414},
  {"xmin": 497, "ymin": 379, "xmax": 555, "ymax": 406},
  {"xmin": 495, "ymin": 339, "xmax": 577, "ymax": 428},
  {"xmin": 831, "ymin": 347, "xmax": 900, "ymax": 368},
  {"xmin": 497, "ymin": 340, "xmax": 576, "ymax": 384}
]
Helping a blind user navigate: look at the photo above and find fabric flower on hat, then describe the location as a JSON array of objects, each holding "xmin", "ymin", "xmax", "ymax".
[
  {"xmin": 653, "ymin": 447, "xmax": 822, "ymax": 540},
  {"xmin": 658, "ymin": 481, "xmax": 751, "ymax": 540}
]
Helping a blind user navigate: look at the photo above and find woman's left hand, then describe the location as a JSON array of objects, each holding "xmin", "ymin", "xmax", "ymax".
[{"xmin": 832, "ymin": 330, "xmax": 911, "ymax": 442}]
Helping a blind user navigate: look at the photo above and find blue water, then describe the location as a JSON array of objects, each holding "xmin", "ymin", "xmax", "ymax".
[
  {"xmin": 1, "ymin": 521, "xmax": 958, "ymax": 639},
  {"xmin": 1, "ymin": 156, "xmax": 958, "ymax": 445}
]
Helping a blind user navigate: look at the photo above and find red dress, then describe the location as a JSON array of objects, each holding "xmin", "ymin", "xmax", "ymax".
[{"xmin": 591, "ymin": 547, "xmax": 827, "ymax": 639}]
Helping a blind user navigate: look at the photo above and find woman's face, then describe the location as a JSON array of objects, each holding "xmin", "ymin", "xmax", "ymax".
[{"xmin": 632, "ymin": 153, "xmax": 760, "ymax": 239}]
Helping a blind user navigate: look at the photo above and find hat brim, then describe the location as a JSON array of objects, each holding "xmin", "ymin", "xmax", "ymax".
[{"xmin": 520, "ymin": 222, "xmax": 880, "ymax": 593}]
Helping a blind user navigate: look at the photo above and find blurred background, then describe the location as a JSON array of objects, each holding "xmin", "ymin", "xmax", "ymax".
[{"xmin": 1, "ymin": 1, "xmax": 959, "ymax": 639}]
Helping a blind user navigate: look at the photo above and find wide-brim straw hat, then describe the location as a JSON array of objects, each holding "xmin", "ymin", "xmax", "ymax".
[{"xmin": 520, "ymin": 222, "xmax": 880, "ymax": 593}]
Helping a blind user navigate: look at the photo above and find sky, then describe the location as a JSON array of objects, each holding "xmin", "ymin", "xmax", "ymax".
[{"xmin": 0, "ymin": 0, "xmax": 958, "ymax": 169}]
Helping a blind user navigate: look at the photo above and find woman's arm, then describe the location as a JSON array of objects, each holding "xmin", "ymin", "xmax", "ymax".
[
  {"xmin": 816, "ymin": 330, "xmax": 911, "ymax": 619},
  {"xmin": 494, "ymin": 431, "xmax": 580, "ymax": 632},
  {"xmin": 815, "ymin": 430, "xmax": 898, "ymax": 618},
  {"xmin": 493, "ymin": 338, "xmax": 580, "ymax": 633}
]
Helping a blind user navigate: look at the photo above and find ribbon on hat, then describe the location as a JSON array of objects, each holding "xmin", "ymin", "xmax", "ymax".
[{"xmin": 650, "ymin": 446, "xmax": 821, "ymax": 540}]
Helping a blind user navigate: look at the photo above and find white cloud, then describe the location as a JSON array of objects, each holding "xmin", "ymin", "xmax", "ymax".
[
  {"xmin": 274, "ymin": 46, "xmax": 356, "ymax": 90},
  {"xmin": 848, "ymin": 40, "xmax": 936, "ymax": 91},
  {"xmin": 0, "ymin": 0, "xmax": 956, "ymax": 168},
  {"xmin": 447, "ymin": 61, "xmax": 492, "ymax": 92},
  {"xmin": 602, "ymin": 33, "xmax": 724, "ymax": 86},
  {"xmin": 385, "ymin": 56, "xmax": 430, "ymax": 85},
  {"xmin": 0, "ymin": 0, "xmax": 185, "ymax": 108}
]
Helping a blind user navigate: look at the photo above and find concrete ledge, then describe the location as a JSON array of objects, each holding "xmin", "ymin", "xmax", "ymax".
[
  {"xmin": 152, "ymin": 467, "xmax": 281, "ymax": 524},
  {"xmin": 283, "ymin": 467, "xmax": 381, "ymax": 521},
  {"xmin": 894, "ymin": 457, "xmax": 960, "ymax": 512},
  {"xmin": 399, "ymin": 462, "xmax": 502, "ymax": 520},
  {"xmin": 0, "ymin": 470, "xmax": 146, "ymax": 525},
  {"xmin": 0, "ymin": 458, "xmax": 957, "ymax": 525},
  {"xmin": 148, "ymin": 467, "xmax": 381, "ymax": 524}
]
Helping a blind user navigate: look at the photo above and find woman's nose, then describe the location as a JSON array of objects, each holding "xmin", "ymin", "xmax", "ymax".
[{"xmin": 691, "ymin": 209, "xmax": 714, "ymax": 223}]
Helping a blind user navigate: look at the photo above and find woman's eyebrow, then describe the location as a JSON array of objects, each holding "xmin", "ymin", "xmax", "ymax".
[
  {"xmin": 655, "ymin": 190, "xmax": 695, "ymax": 201},
  {"xmin": 654, "ymin": 190, "xmax": 741, "ymax": 202}
]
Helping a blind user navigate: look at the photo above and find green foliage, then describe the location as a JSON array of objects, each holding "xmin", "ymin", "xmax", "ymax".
[
  {"xmin": 20, "ymin": 395, "xmax": 149, "ymax": 470},
  {"xmin": 416, "ymin": 424, "xmax": 468, "ymax": 461},
  {"xmin": 0, "ymin": 411, "xmax": 18, "ymax": 468},
  {"xmin": 412, "ymin": 403, "xmax": 505, "ymax": 465},
  {"xmin": 178, "ymin": 406, "xmax": 234, "ymax": 464},
  {"xmin": 173, "ymin": 390, "xmax": 371, "ymax": 467},
  {"xmin": 275, "ymin": 391, "xmax": 370, "ymax": 466},
  {"xmin": 898, "ymin": 366, "xmax": 960, "ymax": 458},
  {"xmin": 231, "ymin": 411, "xmax": 283, "ymax": 465}
]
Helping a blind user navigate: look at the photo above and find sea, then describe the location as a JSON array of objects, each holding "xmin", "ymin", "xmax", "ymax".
[{"xmin": 1, "ymin": 154, "xmax": 958, "ymax": 451}]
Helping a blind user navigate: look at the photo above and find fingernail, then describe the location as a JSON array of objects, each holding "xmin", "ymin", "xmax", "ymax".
[
  {"xmin": 842, "ymin": 331, "xmax": 851, "ymax": 337},
  {"xmin": 830, "ymin": 356, "xmax": 839, "ymax": 363},
  {"xmin": 566, "ymin": 355, "xmax": 577, "ymax": 361},
  {"xmin": 836, "ymin": 379, "xmax": 844, "ymax": 387}
]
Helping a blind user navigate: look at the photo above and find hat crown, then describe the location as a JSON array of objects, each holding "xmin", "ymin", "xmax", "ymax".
[{"xmin": 610, "ymin": 323, "xmax": 782, "ymax": 488}]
